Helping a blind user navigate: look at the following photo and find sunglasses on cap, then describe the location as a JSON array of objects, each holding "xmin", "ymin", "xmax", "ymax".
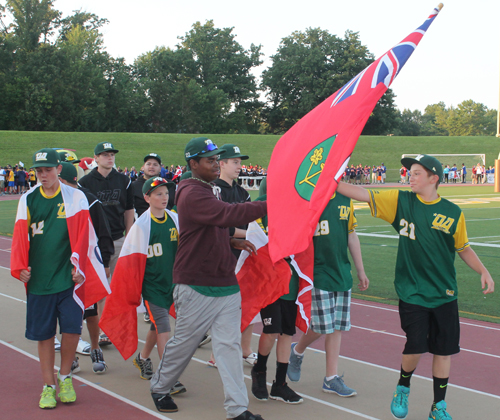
[
  {"xmin": 190, "ymin": 142, "xmax": 219, "ymax": 158},
  {"xmin": 145, "ymin": 178, "xmax": 169, "ymax": 195}
]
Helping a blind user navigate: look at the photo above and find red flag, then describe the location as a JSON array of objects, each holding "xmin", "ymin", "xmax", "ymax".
[{"xmin": 268, "ymin": 5, "xmax": 443, "ymax": 263}]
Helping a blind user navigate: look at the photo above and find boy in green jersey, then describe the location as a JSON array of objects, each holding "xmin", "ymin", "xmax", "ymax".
[
  {"xmin": 287, "ymin": 191, "xmax": 369, "ymax": 397},
  {"xmin": 15, "ymin": 149, "xmax": 86, "ymax": 409},
  {"xmin": 336, "ymin": 154, "xmax": 495, "ymax": 420}
]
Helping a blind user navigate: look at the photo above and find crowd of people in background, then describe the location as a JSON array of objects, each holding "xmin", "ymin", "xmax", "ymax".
[
  {"xmin": 0, "ymin": 164, "xmax": 37, "ymax": 195},
  {"xmin": 342, "ymin": 163, "xmax": 387, "ymax": 185}
]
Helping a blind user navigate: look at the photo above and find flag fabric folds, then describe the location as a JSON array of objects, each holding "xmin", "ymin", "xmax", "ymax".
[
  {"xmin": 267, "ymin": 5, "xmax": 443, "ymax": 263},
  {"xmin": 99, "ymin": 209, "xmax": 178, "ymax": 360},
  {"xmin": 11, "ymin": 183, "xmax": 110, "ymax": 310}
]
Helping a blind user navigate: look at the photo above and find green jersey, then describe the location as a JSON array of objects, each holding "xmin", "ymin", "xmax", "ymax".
[
  {"xmin": 27, "ymin": 186, "xmax": 74, "ymax": 295},
  {"xmin": 255, "ymin": 194, "xmax": 299, "ymax": 301},
  {"xmin": 312, "ymin": 193, "xmax": 357, "ymax": 292},
  {"xmin": 368, "ymin": 189, "xmax": 469, "ymax": 308},
  {"xmin": 142, "ymin": 211, "xmax": 178, "ymax": 309}
]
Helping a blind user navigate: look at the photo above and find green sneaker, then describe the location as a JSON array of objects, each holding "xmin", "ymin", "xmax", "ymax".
[
  {"xmin": 390, "ymin": 384, "xmax": 410, "ymax": 419},
  {"xmin": 39, "ymin": 386, "xmax": 57, "ymax": 409},
  {"xmin": 57, "ymin": 373, "xmax": 76, "ymax": 403},
  {"xmin": 428, "ymin": 401, "xmax": 452, "ymax": 420}
]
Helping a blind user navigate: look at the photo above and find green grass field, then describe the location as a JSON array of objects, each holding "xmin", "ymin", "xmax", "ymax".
[
  {"xmin": 1, "ymin": 131, "xmax": 499, "ymax": 183},
  {"xmin": 2, "ymin": 185, "xmax": 499, "ymax": 322}
]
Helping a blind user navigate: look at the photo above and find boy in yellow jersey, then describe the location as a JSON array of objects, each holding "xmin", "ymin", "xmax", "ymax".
[
  {"xmin": 337, "ymin": 154, "xmax": 495, "ymax": 420},
  {"xmin": 14, "ymin": 149, "xmax": 86, "ymax": 409}
]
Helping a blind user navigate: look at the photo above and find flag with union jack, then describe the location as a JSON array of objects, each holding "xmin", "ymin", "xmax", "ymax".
[{"xmin": 268, "ymin": 5, "xmax": 443, "ymax": 263}]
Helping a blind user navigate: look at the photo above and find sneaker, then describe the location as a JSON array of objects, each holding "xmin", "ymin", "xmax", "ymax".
[
  {"xmin": 57, "ymin": 373, "xmax": 76, "ymax": 403},
  {"xmin": 322, "ymin": 375, "xmax": 357, "ymax": 397},
  {"xmin": 287, "ymin": 343, "xmax": 304, "ymax": 382},
  {"xmin": 76, "ymin": 338, "xmax": 91, "ymax": 355},
  {"xmin": 54, "ymin": 336, "xmax": 61, "ymax": 352},
  {"xmin": 71, "ymin": 357, "xmax": 81, "ymax": 374},
  {"xmin": 151, "ymin": 393, "xmax": 178, "ymax": 412},
  {"xmin": 133, "ymin": 353, "xmax": 153, "ymax": 380},
  {"xmin": 198, "ymin": 333, "xmax": 212, "ymax": 347},
  {"xmin": 170, "ymin": 381, "xmax": 187, "ymax": 395},
  {"xmin": 390, "ymin": 385, "xmax": 410, "ymax": 419},
  {"xmin": 39, "ymin": 386, "xmax": 57, "ymax": 409},
  {"xmin": 144, "ymin": 312, "xmax": 150, "ymax": 322},
  {"xmin": 428, "ymin": 401, "xmax": 452, "ymax": 420},
  {"xmin": 270, "ymin": 381, "xmax": 303, "ymax": 404},
  {"xmin": 207, "ymin": 359, "xmax": 217, "ymax": 368},
  {"xmin": 99, "ymin": 332, "xmax": 112, "ymax": 346},
  {"xmin": 231, "ymin": 410, "xmax": 265, "ymax": 420},
  {"xmin": 251, "ymin": 366, "xmax": 269, "ymax": 401},
  {"xmin": 91, "ymin": 348, "xmax": 108, "ymax": 374},
  {"xmin": 243, "ymin": 352, "xmax": 258, "ymax": 365}
]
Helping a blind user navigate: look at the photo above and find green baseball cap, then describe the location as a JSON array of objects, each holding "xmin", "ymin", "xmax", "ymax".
[
  {"xmin": 144, "ymin": 153, "xmax": 161, "ymax": 164},
  {"xmin": 180, "ymin": 170, "xmax": 192, "ymax": 181},
  {"xmin": 57, "ymin": 150, "xmax": 81, "ymax": 164},
  {"xmin": 59, "ymin": 162, "xmax": 78, "ymax": 184},
  {"xmin": 32, "ymin": 148, "xmax": 61, "ymax": 168},
  {"xmin": 184, "ymin": 137, "xmax": 226, "ymax": 162},
  {"xmin": 401, "ymin": 154, "xmax": 443, "ymax": 181},
  {"xmin": 142, "ymin": 177, "xmax": 174, "ymax": 195},
  {"xmin": 218, "ymin": 144, "xmax": 249, "ymax": 160},
  {"xmin": 94, "ymin": 141, "xmax": 119, "ymax": 155}
]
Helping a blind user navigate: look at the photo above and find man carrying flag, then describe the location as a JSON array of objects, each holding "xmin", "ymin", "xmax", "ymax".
[{"xmin": 11, "ymin": 148, "xmax": 109, "ymax": 409}]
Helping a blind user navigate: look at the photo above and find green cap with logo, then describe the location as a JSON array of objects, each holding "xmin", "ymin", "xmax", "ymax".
[
  {"xmin": 32, "ymin": 148, "xmax": 61, "ymax": 168},
  {"xmin": 401, "ymin": 154, "xmax": 443, "ymax": 181},
  {"xmin": 144, "ymin": 153, "xmax": 161, "ymax": 164},
  {"xmin": 218, "ymin": 144, "xmax": 249, "ymax": 160},
  {"xmin": 142, "ymin": 177, "xmax": 174, "ymax": 195},
  {"xmin": 59, "ymin": 162, "xmax": 78, "ymax": 184},
  {"xmin": 184, "ymin": 137, "xmax": 225, "ymax": 162},
  {"xmin": 57, "ymin": 150, "xmax": 81, "ymax": 164},
  {"xmin": 94, "ymin": 141, "xmax": 119, "ymax": 155}
]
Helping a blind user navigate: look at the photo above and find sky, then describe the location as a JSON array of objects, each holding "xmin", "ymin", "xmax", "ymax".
[{"xmin": 50, "ymin": 0, "xmax": 499, "ymax": 112}]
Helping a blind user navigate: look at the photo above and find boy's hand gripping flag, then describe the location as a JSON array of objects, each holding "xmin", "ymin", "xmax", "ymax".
[{"xmin": 268, "ymin": 4, "xmax": 443, "ymax": 263}]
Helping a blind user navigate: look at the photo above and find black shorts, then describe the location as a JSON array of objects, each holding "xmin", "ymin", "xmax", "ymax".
[
  {"xmin": 84, "ymin": 303, "xmax": 98, "ymax": 319},
  {"xmin": 260, "ymin": 298, "xmax": 297, "ymax": 336},
  {"xmin": 399, "ymin": 299, "xmax": 460, "ymax": 356}
]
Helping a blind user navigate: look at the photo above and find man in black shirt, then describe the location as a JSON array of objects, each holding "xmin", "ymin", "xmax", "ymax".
[{"xmin": 78, "ymin": 142, "xmax": 134, "ymax": 346}]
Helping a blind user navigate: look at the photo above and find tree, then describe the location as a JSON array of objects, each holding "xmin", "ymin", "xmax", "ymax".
[
  {"xmin": 397, "ymin": 108, "xmax": 423, "ymax": 136},
  {"xmin": 421, "ymin": 102, "xmax": 449, "ymax": 135},
  {"xmin": 261, "ymin": 27, "xmax": 398, "ymax": 134},
  {"xmin": 446, "ymin": 100, "xmax": 496, "ymax": 136}
]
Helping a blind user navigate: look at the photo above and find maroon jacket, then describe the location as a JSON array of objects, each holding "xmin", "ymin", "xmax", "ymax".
[{"xmin": 173, "ymin": 178, "xmax": 267, "ymax": 287}]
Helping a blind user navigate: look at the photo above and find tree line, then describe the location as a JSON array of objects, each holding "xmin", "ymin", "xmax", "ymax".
[{"xmin": 0, "ymin": 1, "xmax": 496, "ymax": 135}]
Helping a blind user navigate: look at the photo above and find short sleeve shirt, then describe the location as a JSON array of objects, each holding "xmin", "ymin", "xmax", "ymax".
[
  {"xmin": 312, "ymin": 193, "xmax": 357, "ymax": 292},
  {"xmin": 142, "ymin": 212, "xmax": 178, "ymax": 309},
  {"xmin": 368, "ymin": 189, "xmax": 469, "ymax": 308},
  {"xmin": 27, "ymin": 186, "xmax": 74, "ymax": 295}
]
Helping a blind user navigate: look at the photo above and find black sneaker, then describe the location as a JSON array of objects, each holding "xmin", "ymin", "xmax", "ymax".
[
  {"xmin": 270, "ymin": 381, "xmax": 303, "ymax": 404},
  {"xmin": 231, "ymin": 410, "xmax": 265, "ymax": 420},
  {"xmin": 251, "ymin": 366, "xmax": 269, "ymax": 401},
  {"xmin": 151, "ymin": 393, "xmax": 178, "ymax": 412}
]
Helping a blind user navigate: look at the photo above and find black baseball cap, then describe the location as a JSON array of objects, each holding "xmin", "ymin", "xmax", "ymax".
[
  {"xmin": 144, "ymin": 153, "xmax": 161, "ymax": 164},
  {"xmin": 401, "ymin": 154, "xmax": 443, "ymax": 181},
  {"xmin": 32, "ymin": 148, "xmax": 61, "ymax": 168},
  {"xmin": 94, "ymin": 142, "xmax": 119, "ymax": 155},
  {"xmin": 184, "ymin": 137, "xmax": 226, "ymax": 162},
  {"xmin": 218, "ymin": 144, "xmax": 249, "ymax": 160},
  {"xmin": 59, "ymin": 162, "xmax": 78, "ymax": 184}
]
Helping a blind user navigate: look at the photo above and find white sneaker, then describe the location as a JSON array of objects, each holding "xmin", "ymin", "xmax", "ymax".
[
  {"xmin": 243, "ymin": 352, "xmax": 258, "ymax": 365},
  {"xmin": 76, "ymin": 338, "xmax": 91, "ymax": 355}
]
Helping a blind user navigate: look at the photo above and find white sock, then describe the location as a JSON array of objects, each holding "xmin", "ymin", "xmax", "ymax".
[
  {"xmin": 293, "ymin": 346, "xmax": 304, "ymax": 357},
  {"xmin": 140, "ymin": 353, "xmax": 148, "ymax": 360},
  {"xmin": 58, "ymin": 372, "xmax": 71, "ymax": 382},
  {"xmin": 326, "ymin": 375, "xmax": 339, "ymax": 381},
  {"xmin": 44, "ymin": 384, "xmax": 56, "ymax": 389}
]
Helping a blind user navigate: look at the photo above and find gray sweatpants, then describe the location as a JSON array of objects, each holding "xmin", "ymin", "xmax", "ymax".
[{"xmin": 150, "ymin": 284, "xmax": 248, "ymax": 418}]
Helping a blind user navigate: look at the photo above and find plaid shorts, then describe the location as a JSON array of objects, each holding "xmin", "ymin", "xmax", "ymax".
[{"xmin": 310, "ymin": 287, "xmax": 351, "ymax": 334}]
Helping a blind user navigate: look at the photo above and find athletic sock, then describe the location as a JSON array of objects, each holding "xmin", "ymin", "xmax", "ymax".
[
  {"xmin": 325, "ymin": 375, "xmax": 338, "ymax": 382},
  {"xmin": 275, "ymin": 362, "xmax": 288, "ymax": 385},
  {"xmin": 254, "ymin": 352, "xmax": 269, "ymax": 373},
  {"xmin": 44, "ymin": 384, "xmax": 56, "ymax": 390},
  {"xmin": 58, "ymin": 373, "xmax": 70, "ymax": 382},
  {"xmin": 398, "ymin": 366, "xmax": 415, "ymax": 388},
  {"xmin": 293, "ymin": 345, "xmax": 304, "ymax": 357},
  {"xmin": 433, "ymin": 376, "xmax": 449, "ymax": 403}
]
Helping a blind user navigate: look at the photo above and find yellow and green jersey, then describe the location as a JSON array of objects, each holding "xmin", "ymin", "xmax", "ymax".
[
  {"xmin": 27, "ymin": 186, "xmax": 74, "ymax": 295},
  {"xmin": 312, "ymin": 193, "xmax": 357, "ymax": 292},
  {"xmin": 368, "ymin": 189, "xmax": 468, "ymax": 308},
  {"xmin": 142, "ymin": 211, "xmax": 178, "ymax": 309}
]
